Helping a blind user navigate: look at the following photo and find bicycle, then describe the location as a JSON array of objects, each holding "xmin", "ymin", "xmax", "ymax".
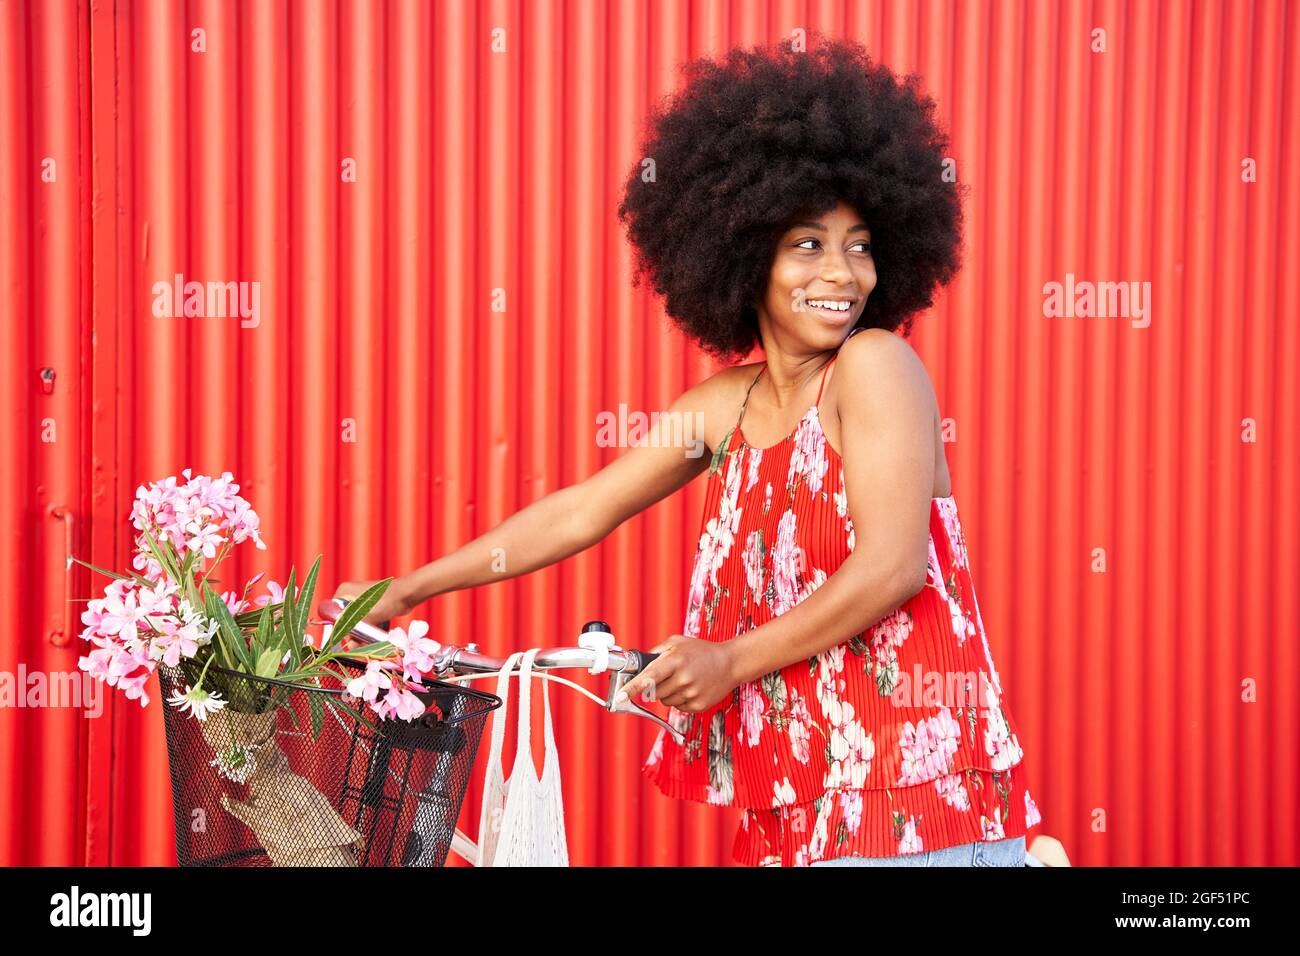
[{"xmin": 317, "ymin": 597, "xmax": 682, "ymax": 866}]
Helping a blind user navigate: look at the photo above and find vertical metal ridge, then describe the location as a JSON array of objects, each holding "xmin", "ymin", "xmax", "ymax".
[{"xmin": 3, "ymin": 0, "xmax": 1294, "ymax": 867}]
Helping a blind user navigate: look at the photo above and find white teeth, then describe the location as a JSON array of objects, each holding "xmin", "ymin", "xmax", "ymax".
[{"xmin": 808, "ymin": 300, "xmax": 850, "ymax": 311}]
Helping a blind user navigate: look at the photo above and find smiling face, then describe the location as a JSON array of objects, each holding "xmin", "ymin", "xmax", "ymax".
[{"xmin": 756, "ymin": 200, "xmax": 877, "ymax": 353}]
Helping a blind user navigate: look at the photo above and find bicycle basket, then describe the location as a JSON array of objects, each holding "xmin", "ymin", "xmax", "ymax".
[{"xmin": 159, "ymin": 658, "xmax": 500, "ymax": 867}]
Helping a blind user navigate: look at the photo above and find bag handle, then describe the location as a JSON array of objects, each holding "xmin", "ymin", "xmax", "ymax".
[
  {"xmin": 484, "ymin": 651, "xmax": 524, "ymax": 773},
  {"xmin": 512, "ymin": 648, "xmax": 558, "ymax": 775}
]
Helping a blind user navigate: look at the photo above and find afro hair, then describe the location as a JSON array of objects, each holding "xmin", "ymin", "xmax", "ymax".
[{"xmin": 617, "ymin": 32, "xmax": 966, "ymax": 361}]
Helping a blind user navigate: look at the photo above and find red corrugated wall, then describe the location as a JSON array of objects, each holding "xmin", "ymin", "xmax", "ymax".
[{"xmin": 1, "ymin": 0, "xmax": 1296, "ymax": 867}]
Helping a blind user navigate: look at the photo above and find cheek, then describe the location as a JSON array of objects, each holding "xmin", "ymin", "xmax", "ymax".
[
  {"xmin": 764, "ymin": 258, "xmax": 812, "ymax": 314},
  {"xmin": 858, "ymin": 261, "xmax": 878, "ymax": 290}
]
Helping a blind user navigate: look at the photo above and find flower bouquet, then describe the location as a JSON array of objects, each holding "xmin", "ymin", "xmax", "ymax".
[{"xmin": 74, "ymin": 469, "xmax": 474, "ymax": 867}]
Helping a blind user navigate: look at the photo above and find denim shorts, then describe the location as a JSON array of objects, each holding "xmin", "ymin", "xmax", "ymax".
[{"xmin": 808, "ymin": 834, "xmax": 1026, "ymax": 867}]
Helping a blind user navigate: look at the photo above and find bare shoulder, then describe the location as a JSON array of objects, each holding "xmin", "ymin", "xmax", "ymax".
[
  {"xmin": 670, "ymin": 361, "xmax": 764, "ymax": 454},
  {"xmin": 822, "ymin": 329, "xmax": 938, "ymax": 452},
  {"xmin": 830, "ymin": 328, "xmax": 936, "ymax": 408}
]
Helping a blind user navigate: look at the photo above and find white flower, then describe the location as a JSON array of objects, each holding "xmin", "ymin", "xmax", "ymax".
[
  {"xmin": 211, "ymin": 743, "xmax": 257, "ymax": 784},
  {"xmin": 167, "ymin": 684, "xmax": 227, "ymax": 720},
  {"xmin": 176, "ymin": 599, "xmax": 218, "ymax": 648}
]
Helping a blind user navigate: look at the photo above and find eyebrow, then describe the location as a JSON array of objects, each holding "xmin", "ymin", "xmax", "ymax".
[{"xmin": 786, "ymin": 221, "xmax": 871, "ymax": 234}]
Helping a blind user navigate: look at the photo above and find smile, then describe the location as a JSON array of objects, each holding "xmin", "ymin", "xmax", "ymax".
[{"xmin": 806, "ymin": 299, "xmax": 852, "ymax": 311}]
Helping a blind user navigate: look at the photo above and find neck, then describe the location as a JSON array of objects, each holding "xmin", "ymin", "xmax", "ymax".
[{"xmin": 753, "ymin": 340, "xmax": 835, "ymax": 410}]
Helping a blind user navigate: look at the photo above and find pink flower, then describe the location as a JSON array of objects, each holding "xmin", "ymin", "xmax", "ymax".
[
  {"xmin": 981, "ymin": 807, "xmax": 1006, "ymax": 841},
  {"xmin": 79, "ymin": 638, "xmax": 154, "ymax": 707},
  {"xmin": 745, "ymin": 447, "xmax": 763, "ymax": 490},
  {"xmin": 897, "ymin": 815, "xmax": 923, "ymax": 854},
  {"xmin": 896, "ymin": 707, "xmax": 962, "ymax": 785},
  {"xmin": 936, "ymin": 497, "xmax": 968, "ymax": 569},
  {"xmin": 769, "ymin": 511, "xmax": 804, "ymax": 615},
  {"xmin": 219, "ymin": 590, "xmax": 247, "ymax": 615},
  {"xmin": 254, "ymin": 579, "xmax": 285, "ymax": 608},
  {"xmin": 737, "ymin": 682, "xmax": 765, "ymax": 748},
  {"xmin": 371, "ymin": 686, "xmax": 426, "ymax": 722},
  {"xmin": 130, "ymin": 468, "xmax": 269, "ymax": 566},
  {"xmin": 131, "ymin": 548, "xmax": 165, "ymax": 582},
  {"xmin": 1025, "ymin": 789, "xmax": 1041, "ymax": 828},
  {"xmin": 387, "ymin": 620, "xmax": 440, "ymax": 681},
  {"xmin": 346, "ymin": 660, "xmax": 396, "ymax": 703},
  {"xmin": 94, "ymin": 579, "xmax": 154, "ymax": 649},
  {"xmin": 824, "ymin": 702, "xmax": 873, "ymax": 789},
  {"xmin": 186, "ymin": 521, "xmax": 223, "ymax": 560},
  {"xmin": 149, "ymin": 619, "xmax": 191, "ymax": 668},
  {"xmin": 935, "ymin": 772, "xmax": 972, "ymax": 811},
  {"xmin": 839, "ymin": 789, "xmax": 863, "ymax": 833},
  {"xmin": 787, "ymin": 409, "xmax": 828, "ymax": 493}
]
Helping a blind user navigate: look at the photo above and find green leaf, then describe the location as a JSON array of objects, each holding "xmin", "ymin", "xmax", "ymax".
[
  {"xmin": 204, "ymin": 583, "xmax": 255, "ymax": 673},
  {"xmin": 69, "ymin": 556, "xmax": 130, "ymax": 582},
  {"xmin": 708, "ymin": 427, "xmax": 735, "ymax": 477},
  {"xmin": 293, "ymin": 556, "xmax": 322, "ymax": 666},
  {"xmin": 336, "ymin": 641, "xmax": 399, "ymax": 658},
  {"xmin": 139, "ymin": 526, "xmax": 182, "ymax": 582},
  {"xmin": 309, "ymin": 694, "xmax": 325, "ymax": 741},
  {"xmin": 281, "ymin": 566, "xmax": 299, "ymax": 655},
  {"xmin": 233, "ymin": 601, "xmax": 281, "ymax": 627},
  {"xmin": 254, "ymin": 647, "xmax": 282, "ymax": 679},
  {"xmin": 321, "ymin": 578, "xmax": 393, "ymax": 655},
  {"xmin": 315, "ymin": 665, "xmax": 354, "ymax": 685},
  {"xmin": 254, "ymin": 604, "xmax": 272, "ymax": 654}
]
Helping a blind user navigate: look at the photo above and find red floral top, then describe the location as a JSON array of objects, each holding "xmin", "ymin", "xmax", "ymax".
[{"xmin": 642, "ymin": 344, "xmax": 1040, "ymax": 866}]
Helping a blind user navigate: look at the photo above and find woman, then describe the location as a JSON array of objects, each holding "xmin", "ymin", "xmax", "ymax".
[{"xmin": 335, "ymin": 34, "xmax": 1038, "ymax": 867}]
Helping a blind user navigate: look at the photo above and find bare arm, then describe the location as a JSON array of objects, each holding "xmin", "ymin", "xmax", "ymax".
[{"xmin": 387, "ymin": 383, "xmax": 717, "ymax": 612}]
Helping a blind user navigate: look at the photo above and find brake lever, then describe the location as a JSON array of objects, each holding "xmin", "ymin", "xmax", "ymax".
[{"xmin": 605, "ymin": 667, "xmax": 686, "ymax": 746}]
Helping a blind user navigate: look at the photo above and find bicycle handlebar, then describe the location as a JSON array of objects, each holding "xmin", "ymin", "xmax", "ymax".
[{"xmin": 315, "ymin": 598, "xmax": 683, "ymax": 745}]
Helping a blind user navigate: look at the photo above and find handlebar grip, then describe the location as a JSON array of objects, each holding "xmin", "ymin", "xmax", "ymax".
[{"xmin": 633, "ymin": 650, "xmax": 659, "ymax": 674}]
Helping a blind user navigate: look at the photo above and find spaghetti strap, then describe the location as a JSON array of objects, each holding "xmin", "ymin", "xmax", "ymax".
[
  {"xmin": 735, "ymin": 366, "xmax": 764, "ymax": 433},
  {"xmin": 814, "ymin": 355, "xmax": 836, "ymax": 408},
  {"xmin": 815, "ymin": 327, "xmax": 865, "ymax": 409}
]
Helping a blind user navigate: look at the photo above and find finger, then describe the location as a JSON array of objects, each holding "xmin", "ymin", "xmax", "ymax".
[
  {"xmin": 646, "ymin": 670, "xmax": 688, "ymax": 704},
  {"xmin": 618, "ymin": 656, "xmax": 675, "ymax": 703},
  {"xmin": 634, "ymin": 663, "xmax": 688, "ymax": 705},
  {"xmin": 649, "ymin": 635, "xmax": 686, "ymax": 654}
]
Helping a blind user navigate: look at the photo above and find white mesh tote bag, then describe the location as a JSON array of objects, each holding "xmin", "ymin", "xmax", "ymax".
[
  {"xmin": 479, "ymin": 647, "xmax": 570, "ymax": 866},
  {"xmin": 475, "ymin": 651, "xmax": 524, "ymax": 868}
]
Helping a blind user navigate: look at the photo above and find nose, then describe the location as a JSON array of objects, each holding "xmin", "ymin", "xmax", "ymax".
[{"xmin": 820, "ymin": 248, "xmax": 853, "ymax": 284}]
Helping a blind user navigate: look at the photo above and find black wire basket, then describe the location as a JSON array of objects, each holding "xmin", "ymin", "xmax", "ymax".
[{"xmin": 159, "ymin": 658, "xmax": 500, "ymax": 867}]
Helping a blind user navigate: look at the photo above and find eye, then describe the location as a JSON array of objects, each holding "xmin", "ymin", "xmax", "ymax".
[{"xmin": 793, "ymin": 237, "xmax": 872, "ymax": 254}]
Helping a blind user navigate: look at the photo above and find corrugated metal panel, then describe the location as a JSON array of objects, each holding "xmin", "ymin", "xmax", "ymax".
[{"xmin": 0, "ymin": 0, "xmax": 1296, "ymax": 867}]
